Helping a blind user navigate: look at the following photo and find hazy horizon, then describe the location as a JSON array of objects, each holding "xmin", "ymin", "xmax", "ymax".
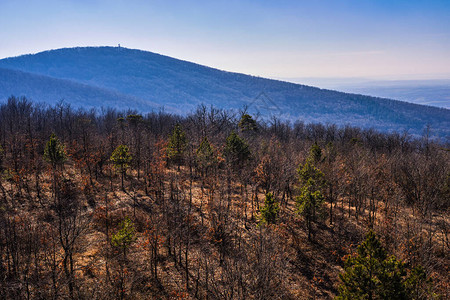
[{"xmin": 2, "ymin": 45, "xmax": 450, "ymax": 83}]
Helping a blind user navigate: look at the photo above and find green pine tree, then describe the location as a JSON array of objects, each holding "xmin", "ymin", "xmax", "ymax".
[
  {"xmin": 309, "ymin": 142, "xmax": 322, "ymax": 163},
  {"xmin": 238, "ymin": 113, "xmax": 257, "ymax": 132},
  {"xmin": 196, "ymin": 137, "xmax": 216, "ymax": 176},
  {"xmin": 111, "ymin": 217, "xmax": 136, "ymax": 256},
  {"xmin": 296, "ymin": 177, "xmax": 325, "ymax": 240},
  {"xmin": 110, "ymin": 144, "xmax": 132, "ymax": 191},
  {"xmin": 44, "ymin": 133, "xmax": 67, "ymax": 199},
  {"xmin": 224, "ymin": 131, "xmax": 250, "ymax": 169},
  {"xmin": 337, "ymin": 231, "xmax": 407, "ymax": 300},
  {"xmin": 296, "ymin": 160, "xmax": 325, "ymax": 241},
  {"xmin": 126, "ymin": 114, "xmax": 143, "ymax": 126},
  {"xmin": 167, "ymin": 124, "xmax": 187, "ymax": 169},
  {"xmin": 404, "ymin": 265, "xmax": 435, "ymax": 300},
  {"xmin": 259, "ymin": 192, "xmax": 280, "ymax": 225},
  {"xmin": 111, "ymin": 216, "xmax": 136, "ymax": 300},
  {"xmin": 43, "ymin": 133, "xmax": 67, "ymax": 168}
]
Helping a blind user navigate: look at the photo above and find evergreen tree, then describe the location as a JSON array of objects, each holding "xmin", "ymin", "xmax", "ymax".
[
  {"xmin": 110, "ymin": 144, "xmax": 132, "ymax": 191},
  {"xmin": 296, "ymin": 177, "xmax": 324, "ymax": 240},
  {"xmin": 404, "ymin": 265, "xmax": 435, "ymax": 300},
  {"xmin": 310, "ymin": 142, "xmax": 322, "ymax": 163},
  {"xmin": 224, "ymin": 131, "xmax": 250, "ymax": 170},
  {"xmin": 111, "ymin": 217, "xmax": 136, "ymax": 300},
  {"xmin": 112, "ymin": 216, "xmax": 136, "ymax": 258},
  {"xmin": 167, "ymin": 124, "xmax": 187, "ymax": 169},
  {"xmin": 337, "ymin": 231, "xmax": 414, "ymax": 300},
  {"xmin": 196, "ymin": 137, "xmax": 216, "ymax": 176},
  {"xmin": 238, "ymin": 113, "xmax": 257, "ymax": 132},
  {"xmin": 259, "ymin": 192, "xmax": 280, "ymax": 225},
  {"xmin": 44, "ymin": 133, "xmax": 67, "ymax": 199},
  {"xmin": 43, "ymin": 133, "xmax": 67, "ymax": 169},
  {"xmin": 126, "ymin": 114, "xmax": 143, "ymax": 126},
  {"xmin": 296, "ymin": 160, "xmax": 325, "ymax": 241},
  {"xmin": 298, "ymin": 160, "xmax": 325, "ymax": 185}
]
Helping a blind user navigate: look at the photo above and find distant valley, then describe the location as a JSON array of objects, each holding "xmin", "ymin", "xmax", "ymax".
[{"xmin": 314, "ymin": 79, "xmax": 450, "ymax": 109}]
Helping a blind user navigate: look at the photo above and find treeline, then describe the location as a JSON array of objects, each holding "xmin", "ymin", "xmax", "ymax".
[{"xmin": 0, "ymin": 96, "xmax": 448, "ymax": 299}]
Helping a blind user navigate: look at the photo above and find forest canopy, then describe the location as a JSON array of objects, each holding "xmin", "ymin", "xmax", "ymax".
[{"xmin": 0, "ymin": 96, "xmax": 448, "ymax": 299}]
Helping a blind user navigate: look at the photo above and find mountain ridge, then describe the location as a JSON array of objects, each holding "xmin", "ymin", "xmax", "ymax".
[
  {"xmin": 0, "ymin": 67, "xmax": 159, "ymax": 111},
  {"xmin": 0, "ymin": 46, "xmax": 448, "ymax": 138}
]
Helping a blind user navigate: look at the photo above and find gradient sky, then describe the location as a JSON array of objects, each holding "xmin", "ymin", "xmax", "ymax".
[{"xmin": 1, "ymin": 0, "xmax": 449, "ymax": 80}]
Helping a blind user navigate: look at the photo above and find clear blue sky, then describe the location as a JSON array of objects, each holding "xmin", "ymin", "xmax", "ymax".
[{"xmin": 1, "ymin": 0, "xmax": 449, "ymax": 80}]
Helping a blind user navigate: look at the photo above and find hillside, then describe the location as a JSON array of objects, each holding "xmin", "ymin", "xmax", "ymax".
[
  {"xmin": 0, "ymin": 46, "xmax": 449, "ymax": 138},
  {"xmin": 0, "ymin": 99, "xmax": 448, "ymax": 299},
  {"xmin": 0, "ymin": 68, "xmax": 157, "ymax": 111}
]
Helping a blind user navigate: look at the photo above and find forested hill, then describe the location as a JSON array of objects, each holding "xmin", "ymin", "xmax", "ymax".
[
  {"xmin": 0, "ymin": 68, "xmax": 157, "ymax": 111},
  {"xmin": 0, "ymin": 46, "xmax": 448, "ymax": 138}
]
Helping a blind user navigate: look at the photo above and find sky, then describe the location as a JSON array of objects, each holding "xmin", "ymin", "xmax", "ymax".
[{"xmin": 1, "ymin": 0, "xmax": 450, "ymax": 80}]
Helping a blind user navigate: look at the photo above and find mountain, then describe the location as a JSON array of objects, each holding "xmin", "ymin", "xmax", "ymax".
[
  {"xmin": 0, "ymin": 68, "xmax": 157, "ymax": 111},
  {"xmin": 0, "ymin": 46, "xmax": 449, "ymax": 138}
]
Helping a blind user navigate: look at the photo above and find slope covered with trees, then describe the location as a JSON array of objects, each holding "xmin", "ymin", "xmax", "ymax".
[
  {"xmin": 0, "ymin": 67, "xmax": 156, "ymax": 111},
  {"xmin": 0, "ymin": 97, "xmax": 448, "ymax": 299},
  {"xmin": 0, "ymin": 47, "xmax": 449, "ymax": 138}
]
